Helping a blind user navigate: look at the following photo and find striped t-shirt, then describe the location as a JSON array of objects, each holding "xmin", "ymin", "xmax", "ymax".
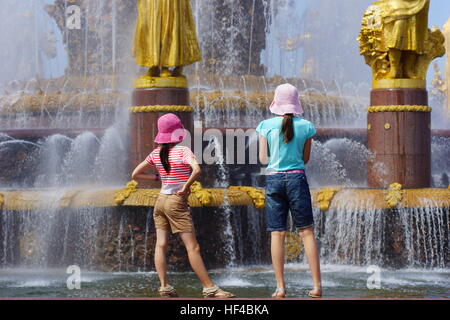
[{"xmin": 145, "ymin": 145, "xmax": 195, "ymax": 185}]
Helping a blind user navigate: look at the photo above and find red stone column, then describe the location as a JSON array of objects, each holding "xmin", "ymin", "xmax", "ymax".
[
  {"xmin": 367, "ymin": 88, "xmax": 431, "ymax": 188},
  {"xmin": 129, "ymin": 87, "xmax": 193, "ymax": 188}
]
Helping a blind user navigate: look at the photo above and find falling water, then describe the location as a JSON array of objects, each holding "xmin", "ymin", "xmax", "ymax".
[
  {"xmin": 319, "ymin": 205, "xmax": 384, "ymax": 266},
  {"xmin": 431, "ymin": 137, "xmax": 450, "ymax": 187},
  {"xmin": 142, "ymin": 208, "xmax": 153, "ymax": 271},
  {"xmin": 398, "ymin": 203, "xmax": 449, "ymax": 268},
  {"xmin": 206, "ymin": 135, "xmax": 237, "ymax": 267},
  {"xmin": 307, "ymin": 140, "xmax": 351, "ymax": 187},
  {"xmin": 34, "ymin": 134, "xmax": 74, "ymax": 188},
  {"xmin": 60, "ymin": 132, "xmax": 100, "ymax": 186},
  {"xmin": 92, "ymin": 125, "xmax": 128, "ymax": 186}
]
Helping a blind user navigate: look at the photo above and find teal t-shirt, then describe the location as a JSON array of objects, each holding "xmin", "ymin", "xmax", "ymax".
[{"xmin": 256, "ymin": 116, "xmax": 316, "ymax": 171}]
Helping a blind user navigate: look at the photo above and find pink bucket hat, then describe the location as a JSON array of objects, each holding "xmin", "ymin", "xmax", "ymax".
[
  {"xmin": 154, "ymin": 113, "xmax": 187, "ymax": 144},
  {"xmin": 269, "ymin": 83, "xmax": 304, "ymax": 115}
]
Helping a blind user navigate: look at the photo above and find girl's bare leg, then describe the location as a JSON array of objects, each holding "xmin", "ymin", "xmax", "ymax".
[
  {"xmin": 271, "ymin": 231, "xmax": 286, "ymax": 296},
  {"xmin": 155, "ymin": 228, "xmax": 170, "ymax": 287},
  {"xmin": 299, "ymin": 227, "xmax": 322, "ymax": 296},
  {"xmin": 179, "ymin": 232, "xmax": 214, "ymax": 288}
]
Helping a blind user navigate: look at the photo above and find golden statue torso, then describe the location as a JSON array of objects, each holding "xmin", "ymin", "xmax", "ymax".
[
  {"xmin": 132, "ymin": 0, "xmax": 201, "ymax": 69},
  {"xmin": 358, "ymin": 0, "xmax": 445, "ymax": 85},
  {"xmin": 378, "ymin": 0, "xmax": 429, "ymax": 53}
]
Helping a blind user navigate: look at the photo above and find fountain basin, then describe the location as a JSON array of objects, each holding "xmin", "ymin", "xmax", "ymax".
[
  {"xmin": 0, "ymin": 185, "xmax": 448, "ymax": 272},
  {"xmin": 0, "ymin": 266, "xmax": 448, "ymax": 298}
]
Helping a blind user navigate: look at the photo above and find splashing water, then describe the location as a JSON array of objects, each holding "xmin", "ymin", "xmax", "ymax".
[
  {"xmin": 431, "ymin": 137, "xmax": 450, "ymax": 187},
  {"xmin": 206, "ymin": 135, "xmax": 237, "ymax": 267}
]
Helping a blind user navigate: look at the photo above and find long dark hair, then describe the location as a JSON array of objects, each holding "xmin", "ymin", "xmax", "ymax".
[
  {"xmin": 160, "ymin": 143, "xmax": 174, "ymax": 173},
  {"xmin": 281, "ymin": 113, "xmax": 294, "ymax": 143}
]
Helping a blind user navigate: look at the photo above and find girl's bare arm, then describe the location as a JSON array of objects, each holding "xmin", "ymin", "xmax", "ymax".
[
  {"xmin": 303, "ymin": 138, "xmax": 313, "ymax": 165},
  {"xmin": 259, "ymin": 136, "xmax": 269, "ymax": 165},
  {"xmin": 131, "ymin": 160, "xmax": 158, "ymax": 181},
  {"xmin": 177, "ymin": 157, "xmax": 201, "ymax": 196}
]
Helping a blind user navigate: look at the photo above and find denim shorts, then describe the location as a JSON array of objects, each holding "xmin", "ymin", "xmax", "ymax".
[{"xmin": 265, "ymin": 173, "xmax": 314, "ymax": 231}]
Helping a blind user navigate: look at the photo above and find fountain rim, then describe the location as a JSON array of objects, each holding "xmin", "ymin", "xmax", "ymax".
[{"xmin": 0, "ymin": 187, "xmax": 448, "ymax": 211}]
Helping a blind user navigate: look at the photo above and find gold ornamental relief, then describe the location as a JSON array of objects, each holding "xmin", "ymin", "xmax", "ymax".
[
  {"xmin": 130, "ymin": 105, "xmax": 194, "ymax": 113},
  {"xmin": 357, "ymin": 0, "xmax": 445, "ymax": 88},
  {"xmin": 134, "ymin": 75, "xmax": 188, "ymax": 89}
]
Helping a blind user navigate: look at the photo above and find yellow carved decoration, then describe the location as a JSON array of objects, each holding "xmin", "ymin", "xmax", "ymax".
[
  {"xmin": 228, "ymin": 186, "xmax": 265, "ymax": 209},
  {"xmin": 285, "ymin": 232, "xmax": 303, "ymax": 260},
  {"xmin": 0, "ymin": 193, "xmax": 3, "ymax": 208},
  {"xmin": 358, "ymin": 0, "xmax": 445, "ymax": 85},
  {"xmin": 367, "ymin": 105, "xmax": 432, "ymax": 113},
  {"xmin": 386, "ymin": 183, "xmax": 404, "ymax": 208},
  {"xmin": 190, "ymin": 182, "xmax": 213, "ymax": 206},
  {"xmin": 0, "ymin": 91, "xmax": 127, "ymax": 116},
  {"xmin": 0, "ymin": 87, "xmax": 347, "ymax": 116},
  {"xmin": 114, "ymin": 180, "xmax": 139, "ymax": 206},
  {"xmin": 120, "ymin": 189, "xmax": 160, "ymax": 207},
  {"xmin": 60, "ymin": 190, "xmax": 81, "ymax": 208},
  {"xmin": 373, "ymin": 78, "xmax": 426, "ymax": 89},
  {"xmin": 1, "ymin": 188, "xmax": 449, "ymax": 211},
  {"xmin": 134, "ymin": 76, "xmax": 188, "ymax": 89},
  {"xmin": 130, "ymin": 105, "xmax": 193, "ymax": 113},
  {"xmin": 1, "ymin": 191, "xmax": 41, "ymax": 211},
  {"xmin": 119, "ymin": 187, "xmax": 254, "ymax": 208},
  {"xmin": 317, "ymin": 187, "xmax": 343, "ymax": 211},
  {"xmin": 384, "ymin": 123, "xmax": 391, "ymax": 130}
]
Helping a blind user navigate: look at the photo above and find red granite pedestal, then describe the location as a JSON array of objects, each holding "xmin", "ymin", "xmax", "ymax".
[
  {"xmin": 367, "ymin": 88, "xmax": 431, "ymax": 188},
  {"xmin": 130, "ymin": 87, "xmax": 193, "ymax": 188}
]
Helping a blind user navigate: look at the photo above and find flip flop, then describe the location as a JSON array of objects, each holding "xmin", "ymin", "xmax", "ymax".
[
  {"xmin": 158, "ymin": 285, "xmax": 178, "ymax": 298},
  {"xmin": 203, "ymin": 285, "xmax": 236, "ymax": 298},
  {"xmin": 306, "ymin": 286, "xmax": 322, "ymax": 298}
]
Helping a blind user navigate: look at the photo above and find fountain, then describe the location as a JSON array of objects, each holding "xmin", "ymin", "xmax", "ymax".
[{"xmin": 0, "ymin": 0, "xmax": 449, "ymax": 298}]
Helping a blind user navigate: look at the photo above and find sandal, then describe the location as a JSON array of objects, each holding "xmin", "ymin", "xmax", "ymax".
[
  {"xmin": 203, "ymin": 285, "xmax": 236, "ymax": 298},
  {"xmin": 307, "ymin": 286, "xmax": 322, "ymax": 298},
  {"xmin": 158, "ymin": 285, "xmax": 178, "ymax": 298},
  {"xmin": 272, "ymin": 288, "xmax": 286, "ymax": 299}
]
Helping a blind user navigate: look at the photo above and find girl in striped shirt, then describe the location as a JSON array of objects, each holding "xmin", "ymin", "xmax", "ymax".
[{"xmin": 132, "ymin": 113, "xmax": 235, "ymax": 299}]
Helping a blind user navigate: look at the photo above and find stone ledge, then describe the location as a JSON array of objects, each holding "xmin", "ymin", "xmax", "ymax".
[{"xmin": 0, "ymin": 187, "xmax": 449, "ymax": 211}]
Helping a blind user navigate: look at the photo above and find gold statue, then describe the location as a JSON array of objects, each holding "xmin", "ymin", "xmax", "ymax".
[
  {"xmin": 132, "ymin": 0, "xmax": 202, "ymax": 82},
  {"xmin": 358, "ymin": 0, "xmax": 445, "ymax": 86}
]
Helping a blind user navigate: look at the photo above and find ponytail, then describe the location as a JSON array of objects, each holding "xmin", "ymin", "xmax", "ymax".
[
  {"xmin": 160, "ymin": 144, "xmax": 172, "ymax": 173},
  {"xmin": 281, "ymin": 114, "xmax": 294, "ymax": 143}
]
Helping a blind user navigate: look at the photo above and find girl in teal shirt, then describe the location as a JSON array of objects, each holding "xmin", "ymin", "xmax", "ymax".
[{"xmin": 256, "ymin": 83, "xmax": 322, "ymax": 298}]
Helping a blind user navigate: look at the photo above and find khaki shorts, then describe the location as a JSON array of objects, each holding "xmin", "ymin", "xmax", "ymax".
[{"xmin": 153, "ymin": 194, "xmax": 194, "ymax": 234}]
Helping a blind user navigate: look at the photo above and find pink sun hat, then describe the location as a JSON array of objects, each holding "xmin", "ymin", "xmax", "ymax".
[
  {"xmin": 154, "ymin": 113, "xmax": 187, "ymax": 144},
  {"xmin": 269, "ymin": 83, "xmax": 304, "ymax": 115}
]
